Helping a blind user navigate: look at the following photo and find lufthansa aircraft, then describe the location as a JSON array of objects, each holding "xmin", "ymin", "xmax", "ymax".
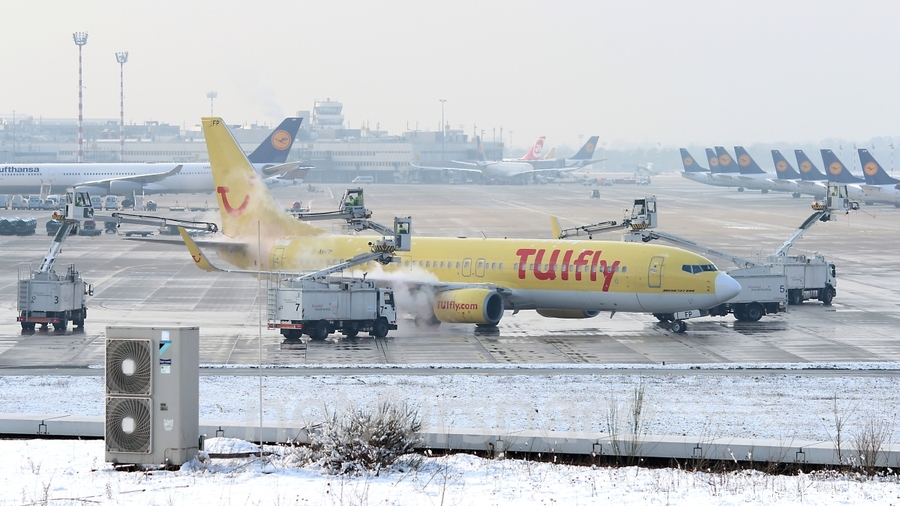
[
  {"xmin": 186, "ymin": 117, "xmax": 742, "ymax": 333},
  {"xmin": 857, "ymin": 149, "xmax": 900, "ymax": 206},
  {"xmin": 678, "ymin": 148, "xmax": 735, "ymax": 188},
  {"xmin": 0, "ymin": 118, "xmax": 306, "ymax": 196}
]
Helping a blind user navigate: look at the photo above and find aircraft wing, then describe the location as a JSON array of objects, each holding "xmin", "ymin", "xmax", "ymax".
[
  {"xmin": 76, "ymin": 164, "xmax": 183, "ymax": 187},
  {"xmin": 410, "ymin": 162, "xmax": 483, "ymax": 174},
  {"xmin": 447, "ymin": 160, "xmax": 483, "ymax": 169},
  {"xmin": 125, "ymin": 232, "xmax": 247, "ymax": 254},
  {"xmin": 259, "ymin": 161, "xmax": 303, "ymax": 177}
]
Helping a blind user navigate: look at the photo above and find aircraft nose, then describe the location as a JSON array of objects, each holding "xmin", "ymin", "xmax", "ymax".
[{"xmin": 715, "ymin": 272, "xmax": 741, "ymax": 302}]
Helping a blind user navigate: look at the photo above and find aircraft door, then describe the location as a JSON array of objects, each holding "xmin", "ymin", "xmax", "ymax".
[
  {"xmin": 648, "ymin": 256, "xmax": 664, "ymax": 288},
  {"xmin": 273, "ymin": 248, "xmax": 285, "ymax": 270},
  {"xmin": 475, "ymin": 258, "xmax": 486, "ymax": 277},
  {"xmin": 462, "ymin": 258, "xmax": 472, "ymax": 277}
]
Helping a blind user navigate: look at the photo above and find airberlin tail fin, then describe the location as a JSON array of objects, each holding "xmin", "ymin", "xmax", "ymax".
[
  {"xmin": 201, "ymin": 117, "xmax": 325, "ymax": 240},
  {"xmin": 520, "ymin": 136, "xmax": 546, "ymax": 160}
]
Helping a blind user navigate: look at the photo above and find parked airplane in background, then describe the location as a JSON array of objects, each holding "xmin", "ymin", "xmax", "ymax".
[
  {"xmin": 857, "ymin": 149, "xmax": 900, "ymax": 207},
  {"xmin": 708, "ymin": 146, "xmax": 749, "ymax": 190},
  {"xmin": 679, "ymin": 148, "xmax": 720, "ymax": 186},
  {"xmin": 769, "ymin": 150, "xmax": 818, "ymax": 198},
  {"xmin": 526, "ymin": 136, "xmax": 604, "ymax": 170},
  {"xmin": 818, "ymin": 149, "xmax": 878, "ymax": 203},
  {"xmin": 188, "ymin": 117, "xmax": 742, "ymax": 333},
  {"xmin": 512, "ymin": 136, "xmax": 546, "ymax": 161},
  {"xmin": 0, "ymin": 117, "xmax": 306, "ymax": 198}
]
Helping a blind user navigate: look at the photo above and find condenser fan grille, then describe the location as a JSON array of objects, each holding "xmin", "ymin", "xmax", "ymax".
[
  {"xmin": 105, "ymin": 397, "xmax": 152, "ymax": 454},
  {"xmin": 106, "ymin": 339, "xmax": 152, "ymax": 396}
]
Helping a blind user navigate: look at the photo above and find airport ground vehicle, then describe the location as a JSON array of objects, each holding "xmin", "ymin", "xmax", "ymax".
[
  {"xmin": 105, "ymin": 195, "xmax": 118, "ymax": 211},
  {"xmin": 11, "ymin": 195, "xmax": 24, "ymax": 209},
  {"xmin": 78, "ymin": 220, "xmax": 102, "ymax": 236},
  {"xmin": 0, "ymin": 195, "xmax": 8, "ymax": 209},
  {"xmin": 17, "ymin": 189, "xmax": 95, "ymax": 331},
  {"xmin": 27, "ymin": 195, "xmax": 42, "ymax": 210},
  {"xmin": 145, "ymin": 200, "xmax": 157, "ymax": 211},
  {"xmin": 268, "ymin": 278, "xmax": 398, "ymax": 340},
  {"xmin": 90, "ymin": 196, "xmax": 102, "ymax": 209},
  {"xmin": 555, "ymin": 186, "xmax": 854, "ymax": 330}
]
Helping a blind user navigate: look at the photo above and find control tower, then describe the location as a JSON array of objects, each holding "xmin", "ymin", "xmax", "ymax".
[{"xmin": 312, "ymin": 99, "xmax": 344, "ymax": 129}]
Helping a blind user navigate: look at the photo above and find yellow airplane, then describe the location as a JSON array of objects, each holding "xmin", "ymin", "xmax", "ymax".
[{"xmin": 191, "ymin": 117, "xmax": 741, "ymax": 333}]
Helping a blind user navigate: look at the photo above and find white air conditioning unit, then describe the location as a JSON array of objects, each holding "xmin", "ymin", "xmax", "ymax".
[{"xmin": 105, "ymin": 326, "xmax": 199, "ymax": 467}]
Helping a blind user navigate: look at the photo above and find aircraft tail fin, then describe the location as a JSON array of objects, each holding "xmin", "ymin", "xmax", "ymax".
[
  {"xmin": 476, "ymin": 136, "xmax": 488, "ymax": 162},
  {"xmin": 543, "ymin": 147, "xmax": 556, "ymax": 160},
  {"xmin": 201, "ymin": 117, "xmax": 325, "ymax": 240},
  {"xmin": 771, "ymin": 150, "xmax": 801, "ymax": 179},
  {"xmin": 705, "ymin": 148, "xmax": 720, "ymax": 172},
  {"xmin": 246, "ymin": 117, "xmax": 303, "ymax": 164},
  {"xmin": 733, "ymin": 146, "xmax": 767, "ymax": 174},
  {"xmin": 820, "ymin": 149, "xmax": 865, "ymax": 183},
  {"xmin": 572, "ymin": 136, "xmax": 600, "ymax": 160},
  {"xmin": 679, "ymin": 148, "xmax": 708, "ymax": 172},
  {"xmin": 793, "ymin": 150, "xmax": 826, "ymax": 181},
  {"xmin": 550, "ymin": 216, "xmax": 562, "ymax": 239},
  {"xmin": 714, "ymin": 146, "xmax": 740, "ymax": 173},
  {"xmin": 520, "ymin": 137, "xmax": 546, "ymax": 160},
  {"xmin": 858, "ymin": 148, "xmax": 900, "ymax": 185}
]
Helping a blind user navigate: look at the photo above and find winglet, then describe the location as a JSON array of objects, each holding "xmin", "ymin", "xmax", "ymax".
[
  {"xmin": 550, "ymin": 216, "xmax": 562, "ymax": 239},
  {"xmin": 179, "ymin": 227, "xmax": 221, "ymax": 272}
]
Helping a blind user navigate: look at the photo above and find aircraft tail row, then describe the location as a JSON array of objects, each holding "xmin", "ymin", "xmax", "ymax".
[
  {"xmin": 679, "ymin": 148, "xmax": 708, "ymax": 173},
  {"xmin": 202, "ymin": 117, "xmax": 324, "ymax": 240}
]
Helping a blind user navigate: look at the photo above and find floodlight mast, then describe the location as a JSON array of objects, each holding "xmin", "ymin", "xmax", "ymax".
[
  {"xmin": 73, "ymin": 32, "xmax": 88, "ymax": 163},
  {"xmin": 207, "ymin": 91, "xmax": 218, "ymax": 116},
  {"xmin": 115, "ymin": 52, "xmax": 129, "ymax": 162}
]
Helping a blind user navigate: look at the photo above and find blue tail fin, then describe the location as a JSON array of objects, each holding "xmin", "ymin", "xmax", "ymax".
[
  {"xmin": 714, "ymin": 146, "xmax": 740, "ymax": 173},
  {"xmin": 820, "ymin": 149, "xmax": 865, "ymax": 183},
  {"xmin": 680, "ymin": 148, "xmax": 708, "ymax": 172},
  {"xmin": 858, "ymin": 148, "xmax": 900, "ymax": 185},
  {"xmin": 246, "ymin": 117, "xmax": 303, "ymax": 164},
  {"xmin": 476, "ymin": 136, "xmax": 488, "ymax": 162},
  {"xmin": 793, "ymin": 150, "xmax": 827, "ymax": 181},
  {"xmin": 571, "ymin": 136, "xmax": 600, "ymax": 160},
  {"xmin": 771, "ymin": 150, "xmax": 801, "ymax": 179},
  {"xmin": 705, "ymin": 148, "xmax": 720, "ymax": 172},
  {"xmin": 733, "ymin": 146, "xmax": 767, "ymax": 174}
]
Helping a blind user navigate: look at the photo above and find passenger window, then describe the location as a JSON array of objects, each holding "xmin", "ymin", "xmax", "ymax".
[
  {"xmin": 491, "ymin": 263, "xmax": 496, "ymax": 270},
  {"xmin": 440, "ymin": 261, "xmax": 445, "ymax": 268},
  {"xmin": 499, "ymin": 263, "xmax": 504, "ymax": 270},
  {"xmin": 426, "ymin": 261, "xmax": 431, "ymax": 268},
  {"xmin": 622, "ymin": 266, "xmax": 627, "ymax": 273},
  {"xmin": 456, "ymin": 262, "xmax": 461, "ymax": 269}
]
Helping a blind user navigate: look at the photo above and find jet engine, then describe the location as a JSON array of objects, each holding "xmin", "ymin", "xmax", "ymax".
[
  {"xmin": 433, "ymin": 289, "xmax": 504, "ymax": 325},
  {"xmin": 535, "ymin": 309, "xmax": 601, "ymax": 319}
]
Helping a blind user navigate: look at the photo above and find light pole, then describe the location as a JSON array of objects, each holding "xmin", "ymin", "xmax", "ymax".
[
  {"xmin": 439, "ymin": 99, "xmax": 446, "ymax": 165},
  {"xmin": 509, "ymin": 130, "xmax": 513, "ymax": 154},
  {"xmin": 73, "ymin": 31, "xmax": 88, "ymax": 163},
  {"xmin": 115, "ymin": 51, "xmax": 129, "ymax": 162},
  {"xmin": 206, "ymin": 91, "xmax": 218, "ymax": 116}
]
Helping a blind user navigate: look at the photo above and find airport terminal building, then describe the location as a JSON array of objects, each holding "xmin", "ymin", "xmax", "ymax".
[{"xmin": 0, "ymin": 100, "xmax": 502, "ymax": 183}]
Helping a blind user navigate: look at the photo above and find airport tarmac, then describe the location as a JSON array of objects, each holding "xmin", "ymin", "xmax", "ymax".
[{"xmin": 0, "ymin": 176, "xmax": 898, "ymax": 369}]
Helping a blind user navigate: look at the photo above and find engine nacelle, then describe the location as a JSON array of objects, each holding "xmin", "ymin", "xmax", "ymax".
[
  {"xmin": 433, "ymin": 289, "xmax": 504, "ymax": 325},
  {"xmin": 109, "ymin": 180, "xmax": 144, "ymax": 196},
  {"xmin": 536, "ymin": 309, "xmax": 601, "ymax": 319}
]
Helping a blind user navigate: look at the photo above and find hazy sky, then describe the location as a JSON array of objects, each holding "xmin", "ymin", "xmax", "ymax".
[{"xmin": 2, "ymin": 0, "xmax": 899, "ymax": 149}]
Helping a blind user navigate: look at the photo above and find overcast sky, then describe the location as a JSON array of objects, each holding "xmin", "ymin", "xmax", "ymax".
[{"xmin": 2, "ymin": 0, "xmax": 899, "ymax": 150}]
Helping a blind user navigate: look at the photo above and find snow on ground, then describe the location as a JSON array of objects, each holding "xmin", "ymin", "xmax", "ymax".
[
  {"xmin": 1, "ymin": 438, "xmax": 899, "ymax": 505},
  {"xmin": 2, "ymin": 366, "xmax": 899, "ymax": 440},
  {"xmin": 3, "ymin": 365, "xmax": 900, "ymax": 503}
]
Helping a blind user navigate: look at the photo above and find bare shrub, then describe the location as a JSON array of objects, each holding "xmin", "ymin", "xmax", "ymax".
[
  {"xmin": 304, "ymin": 401, "xmax": 422, "ymax": 475},
  {"xmin": 853, "ymin": 417, "xmax": 893, "ymax": 477}
]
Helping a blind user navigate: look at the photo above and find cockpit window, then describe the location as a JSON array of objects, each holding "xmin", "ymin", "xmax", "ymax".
[{"xmin": 682, "ymin": 264, "xmax": 718, "ymax": 274}]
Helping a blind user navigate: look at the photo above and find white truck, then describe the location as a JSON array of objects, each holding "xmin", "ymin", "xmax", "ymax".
[
  {"xmin": 17, "ymin": 189, "xmax": 96, "ymax": 331},
  {"xmin": 704, "ymin": 267, "xmax": 787, "ymax": 322},
  {"xmin": 17, "ymin": 263, "xmax": 91, "ymax": 331},
  {"xmin": 268, "ymin": 278, "xmax": 398, "ymax": 340}
]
